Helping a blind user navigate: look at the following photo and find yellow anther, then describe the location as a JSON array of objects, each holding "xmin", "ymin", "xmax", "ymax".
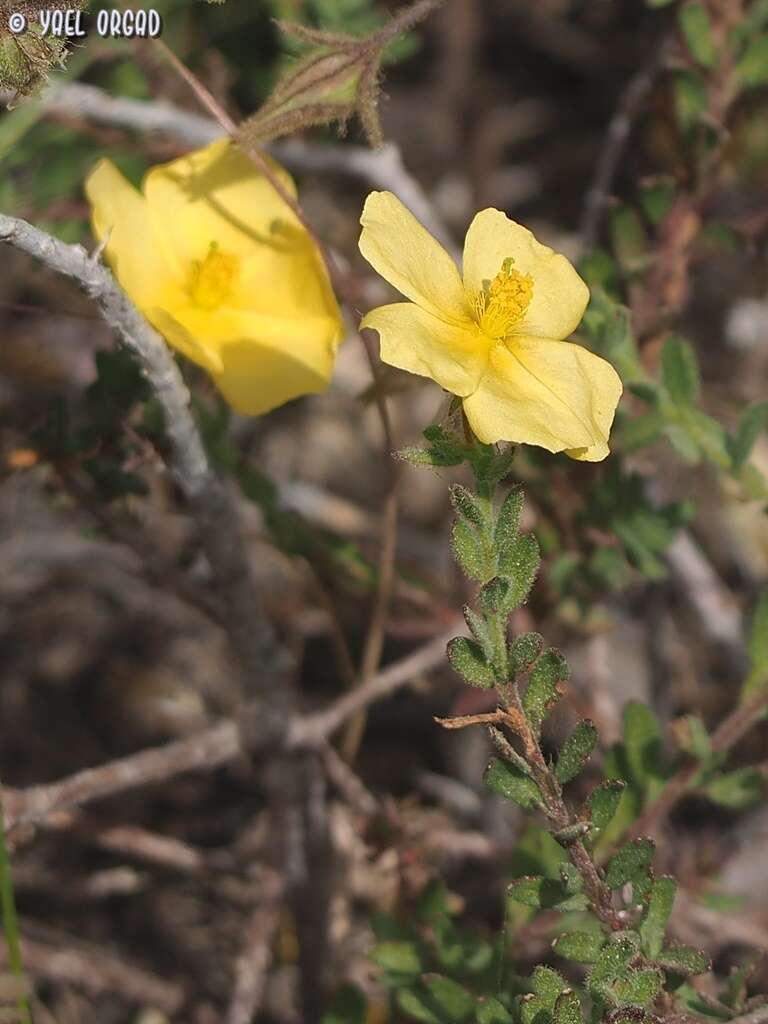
[
  {"xmin": 473, "ymin": 257, "xmax": 533, "ymax": 340},
  {"xmin": 188, "ymin": 243, "xmax": 240, "ymax": 310}
]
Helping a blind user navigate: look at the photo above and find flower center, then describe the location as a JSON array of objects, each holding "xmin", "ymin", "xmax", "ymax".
[
  {"xmin": 473, "ymin": 257, "xmax": 533, "ymax": 340},
  {"xmin": 188, "ymin": 243, "xmax": 240, "ymax": 310}
]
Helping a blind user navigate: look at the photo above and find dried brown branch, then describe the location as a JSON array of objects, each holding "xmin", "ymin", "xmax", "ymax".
[
  {"xmin": 0, "ymin": 212, "xmax": 279, "ymax": 701},
  {"xmin": 225, "ymin": 869, "xmax": 285, "ymax": 1024},
  {"xmin": 580, "ymin": 36, "xmax": 671, "ymax": 250},
  {"xmin": 3, "ymin": 930, "xmax": 185, "ymax": 1014},
  {"xmin": 4, "ymin": 627, "xmax": 457, "ymax": 833},
  {"xmin": 0, "ymin": 81, "xmax": 455, "ymax": 249}
]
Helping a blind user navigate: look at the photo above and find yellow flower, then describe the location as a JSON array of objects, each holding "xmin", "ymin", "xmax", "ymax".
[
  {"xmin": 358, "ymin": 192, "xmax": 622, "ymax": 461},
  {"xmin": 85, "ymin": 139, "xmax": 343, "ymax": 415}
]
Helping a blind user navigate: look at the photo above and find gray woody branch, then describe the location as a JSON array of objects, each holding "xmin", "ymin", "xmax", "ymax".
[
  {"xmin": 9, "ymin": 80, "xmax": 455, "ymax": 251},
  {"xmin": 0, "ymin": 210, "xmax": 280, "ymax": 705}
]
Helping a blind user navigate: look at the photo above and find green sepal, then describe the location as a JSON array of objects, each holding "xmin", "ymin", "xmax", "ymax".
[
  {"xmin": 552, "ymin": 931, "xmax": 605, "ymax": 964},
  {"xmin": 556, "ymin": 720, "xmax": 598, "ymax": 784},
  {"xmin": 604, "ymin": 838, "xmax": 655, "ymax": 890},
  {"xmin": 522, "ymin": 649, "xmax": 569, "ymax": 735},
  {"xmin": 484, "ymin": 758, "xmax": 545, "ymax": 810},
  {"xmin": 447, "ymin": 637, "xmax": 496, "ymax": 689}
]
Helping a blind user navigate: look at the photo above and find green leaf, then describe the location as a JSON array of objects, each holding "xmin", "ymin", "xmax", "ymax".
[
  {"xmin": 494, "ymin": 487, "xmax": 524, "ymax": 550},
  {"xmin": 679, "ymin": 3, "xmax": 717, "ymax": 66},
  {"xmin": 612, "ymin": 968, "xmax": 664, "ymax": 1006},
  {"xmin": 556, "ymin": 720, "xmax": 598, "ymax": 784},
  {"xmin": 623, "ymin": 702, "xmax": 664, "ymax": 793},
  {"xmin": 510, "ymin": 633, "xmax": 545, "ymax": 675},
  {"xmin": 507, "ymin": 876, "xmax": 589, "ymax": 912},
  {"xmin": 477, "ymin": 998, "xmax": 513, "ymax": 1024},
  {"xmin": 521, "ymin": 966, "xmax": 571, "ymax": 1024},
  {"xmin": 451, "ymin": 484, "xmax": 490, "ymax": 529},
  {"xmin": 639, "ymin": 179, "xmax": 676, "ymax": 225},
  {"xmin": 640, "ymin": 876, "xmax": 677, "ymax": 957},
  {"xmin": 464, "ymin": 607, "xmax": 496, "ymax": 663},
  {"xmin": 735, "ymin": 34, "xmax": 768, "ymax": 88},
  {"xmin": 422, "ymin": 975, "xmax": 475, "ymax": 1022},
  {"xmin": 617, "ymin": 411, "xmax": 665, "ymax": 452},
  {"xmin": 587, "ymin": 780, "xmax": 625, "ymax": 833},
  {"xmin": 682, "ymin": 409, "xmax": 732, "ymax": 469},
  {"xmin": 610, "ymin": 205, "xmax": 649, "ymax": 271},
  {"xmin": 553, "ymin": 989, "xmax": 583, "ymax": 1024},
  {"xmin": 743, "ymin": 591, "xmax": 768, "ymax": 697},
  {"xmin": 655, "ymin": 945, "xmax": 711, "ymax": 975},
  {"xmin": 447, "ymin": 637, "xmax": 496, "ymax": 689},
  {"xmin": 665, "ymin": 423, "xmax": 702, "ymax": 463},
  {"xmin": 662, "ymin": 335, "xmax": 700, "ymax": 405},
  {"xmin": 674, "ymin": 715, "xmax": 712, "ymax": 762},
  {"xmin": 396, "ymin": 988, "xmax": 442, "ymax": 1024},
  {"xmin": 370, "ymin": 941, "xmax": 422, "ymax": 975},
  {"xmin": 728, "ymin": 401, "xmax": 768, "ymax": 470},
  {"xmin": 701, "ymin": 767, "xmax": 765, "ymax": 809},
  {"xmin": 322, "ymin": 984, "xmax": 367, "ymax": 1024},
  {"xmin": 452, "ymin": 518, "xmax": 489, "ymax": 582},
  {"xmin": 480, "ymin": 576, "xmax": 515, "ymax": 615},
  {"xmin": 588, "ymin": 936, "xmax": 640, "ymax": 999},
  {"xmin": 522, "ymin": 649, "xmax": 569, "ymax": 735},
  {"xmin": 673, "ymin": 70, "xmax": 708, "ymax": 132},
  {"xmin": 488, "ymin": 728, "xmax": 533, "ymax": 777},
  {"xmin": 604, "ymin": 838, "xmax": 656, "ymax": 890},
  {"xmin": 496, "ymin": 534, "xmax": 541, "ymax": 608},
  {"xmin": 553, "ymin": 931, "xmax": 605, "ymax": 964},
  {"xmin": 484, "ymin": 758, "xmax": 545, "ymax": 810}
]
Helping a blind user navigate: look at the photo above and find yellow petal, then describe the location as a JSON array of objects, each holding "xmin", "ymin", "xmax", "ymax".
[
  {"xmin": 361, "ymin": 302, "xmax": 487, "ymax": 398},
  {"xmin": 359, "ymin": 191, "xmax": 470, "ymax": 324},
  {"xmin": 85, "ymin": 159, "xmax": 181, "ymax": 308},
  {"xmin": 144, "ymin": 139, "xmax": 337, "ymax": 321},
  {"xmin": 463, "ymin": 210, "xmax": 589, "ymax": 341},
  {"xmin": 159, "ymin": 306, "xmax": 341, "ymax": 415},
  {"xmin": 462, "ymin": 337, "xmax": 622, "ymax": 457}
]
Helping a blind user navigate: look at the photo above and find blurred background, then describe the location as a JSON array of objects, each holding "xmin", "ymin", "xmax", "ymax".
[{"xmin": 1, "ymin": 1, "xmax": 768, "ymax": 1021}]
